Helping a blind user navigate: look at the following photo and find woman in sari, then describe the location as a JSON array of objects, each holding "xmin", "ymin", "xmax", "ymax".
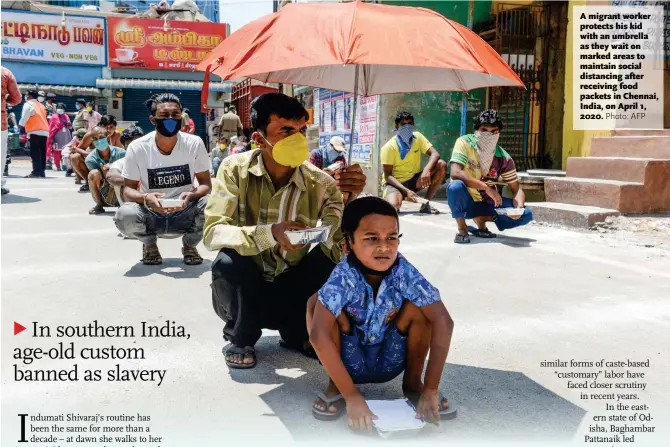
[{"xmin": 46, "ymin": 103, "xmax": 72, "ymax": 171}]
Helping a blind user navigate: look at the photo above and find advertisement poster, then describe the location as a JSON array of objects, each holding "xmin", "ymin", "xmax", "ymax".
[
  {"xmin": 318, "ymin": 88, "xmax": 376, "ymax": 163},
  {"xmin": 1, "ymin": 11, "xmax": 105, "ymax": 65},
  {"xmin": 107, "ymin": 17, "xmax": 227, "ymax": 70}
]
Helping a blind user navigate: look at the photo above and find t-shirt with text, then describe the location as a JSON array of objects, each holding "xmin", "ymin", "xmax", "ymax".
[{"xmin": 122, "ymin": 131, "xmax": 211, "ymax": 199}]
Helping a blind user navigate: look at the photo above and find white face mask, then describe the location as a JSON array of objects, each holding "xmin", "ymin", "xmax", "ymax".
[
  {"xmin": 38, "ymin": 96, "xmax": 45, "ymax": 103},
  {"xmin": 56, "ymin": 109, "xmax": 65, "ymax": 115},
  {"xmin": 473, "ymin": 130, "xmax": 500, "ymax": 175}
]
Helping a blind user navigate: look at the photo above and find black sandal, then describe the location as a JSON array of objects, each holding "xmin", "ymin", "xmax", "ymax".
[
  {"xmin": 469, "ymin": 227, "xmax": 496, "ymax": 239},
  {"xmin": 454, "ymin": 232, "xmax": 470, "ymax": 244},
  {"xmin": 182, "ymin": 246, "xmax": 203, "ymax": 265},
  {"xmin": 224, "ymin": 345, "xmax": 256, "ymax": 369},
  {"xmin": 312, "ymin": 392, "xmax": 346, "ymax": 421},
  {"xmin": 89, "ymin": 205, "xmax": 105, "ymax": 215}
]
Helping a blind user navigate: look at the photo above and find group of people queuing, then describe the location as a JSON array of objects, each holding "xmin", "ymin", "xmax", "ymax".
[{"xmin": 4, "ymin": 63, "xmax": 534, "ymax": 427}]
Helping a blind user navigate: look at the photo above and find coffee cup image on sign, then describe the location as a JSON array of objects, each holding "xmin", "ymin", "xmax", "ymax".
[{"xmin": 115, "ymin": 48, "xmax": 138, "ymax": 62}]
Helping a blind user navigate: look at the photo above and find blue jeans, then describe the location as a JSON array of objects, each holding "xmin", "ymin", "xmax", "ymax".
[
  {"xmin": 447, "ymin": 180, "xmax": 533, "ymax": 231},
  {"xmin": 212, "ymin": 158, "xmax": 222, "ymax": 176}
]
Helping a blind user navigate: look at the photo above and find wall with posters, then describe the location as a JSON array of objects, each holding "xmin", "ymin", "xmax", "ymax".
[
  {"xmin": 0, "ymin": 10, "xmax": 105, "ymax": 86},
  {"xmin": 107, "ymin": 17, "xmax": 227, "ymax": 71},
  {"xmin": 313, "ymin": 89, "xmax": 377, "ymax": 164}
]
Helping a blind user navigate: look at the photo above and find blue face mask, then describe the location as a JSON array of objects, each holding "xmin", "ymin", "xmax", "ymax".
[
  {"xmin": 75, "ymin": 104, "xmax": 82, "ymax": 111},
  {"xmin": 155, "ymin": 118, "xmax": 180, "ymax": 137},
  {"xmin": 93, "ymin": 138, "xmax": 109, "ymax": 151}
]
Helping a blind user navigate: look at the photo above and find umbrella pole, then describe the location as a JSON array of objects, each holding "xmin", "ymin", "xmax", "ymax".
[{"xmin": 347, "ymin": 64, "xmax": 360, "ymax": 166}]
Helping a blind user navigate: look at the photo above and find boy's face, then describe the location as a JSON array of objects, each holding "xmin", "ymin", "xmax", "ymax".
[{"xmin": 347, "ymin": 214, "xmax": 400, "ymax": 272}]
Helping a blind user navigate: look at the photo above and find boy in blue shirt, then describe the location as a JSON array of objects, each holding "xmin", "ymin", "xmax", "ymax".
[{"xmin": 307, "ymin": 197, "xmax": 454, "ymax": 430}]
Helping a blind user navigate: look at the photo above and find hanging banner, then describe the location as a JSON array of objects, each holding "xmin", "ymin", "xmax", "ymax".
[
  {"xmin": 1, "ymin": 11, "xmax": 105, "ymax": 65},
  {"xmin": 107, "ymin": 17, "xmax": 227, "ymax": 71},
  {"xmin": 317, "ymin": 89, "xmax": 377, "ymax": 163}
]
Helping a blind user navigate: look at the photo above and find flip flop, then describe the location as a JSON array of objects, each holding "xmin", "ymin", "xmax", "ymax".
[
  {"xmin": 312, "ymin": 392, "xmax": 345, "ymax": 421},
  {"xmin": 468, "ymin": 226, "xmax": 496, "ymax": 239},
  {"xmin": 406, "ymin": 392, "xmax": 458, "ymax": 421},
  {"xmin": 224, "ymin": 345, "xmax": 256, "ymax": 369},
  {"xmin": 454, "ymin": 232, "xmax": 470, "ymax": 244}
]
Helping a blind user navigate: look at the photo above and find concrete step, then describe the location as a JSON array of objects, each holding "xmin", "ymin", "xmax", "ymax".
[
  {"xmin": 590, "ymin": 136, "xmax": 670, "ymax": 158},
  {"xmin": 566, "ymin": 157, "xmax": 670, "ymax": 183},
  {"xmin": 527, "ymin": 202, "xmax": 620, "ymax": 228},
  {"xmin": 545, "ymin": 177, "xmax": 646, "ymax": 213},
  {"xmin": 611, "ymin": 129, "xmax": 670, "ymax": 137}
]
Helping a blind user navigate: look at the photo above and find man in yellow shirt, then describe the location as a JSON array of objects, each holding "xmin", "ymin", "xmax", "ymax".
[{"xmin": 380, "ymin": 111, "xmax": 446, "ymax": 213}]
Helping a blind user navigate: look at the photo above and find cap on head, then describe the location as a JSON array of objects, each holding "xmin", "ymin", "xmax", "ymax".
[
  {"xmin": 75, "ymin": 128, "xmax": 88, "ymax": 139},
  {"xmin": 329, "ymin": 136, "xmax": 346, "ymax": 153}
]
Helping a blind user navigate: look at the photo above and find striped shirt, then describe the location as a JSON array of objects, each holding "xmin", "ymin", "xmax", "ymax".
[
  {"xmin": 450, "ymin": 134, "xmax": 518, "ymax": 204},
  {"xmin": 204, "ymin": 150, "xmax": 345, "ymax": 281}
]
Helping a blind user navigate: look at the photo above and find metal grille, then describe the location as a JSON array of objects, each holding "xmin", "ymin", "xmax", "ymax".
[{"xmin": 485, "ymin": 4, "xmax": 550, "ymax": 171}]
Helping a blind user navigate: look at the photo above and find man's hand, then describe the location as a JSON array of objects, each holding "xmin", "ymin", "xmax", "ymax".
[
  {"xmin": 179, "ymin": 191, "xmax": 196, "ymax": 207},
  {"xmin": 415, "ymin": 389, "xmax": 441, "ymax": 425},
  {"xmin": 485, "ymin": 185, "xmax": 503, "ymax": 207},
  {"xmin": 406, "ymin": 190, "xmax": 420, "ymax": 203},
  {"xmin": 144, "ymin": 192, "xmax": 167, "ymax": 214},
  {"xmin": 99, "ymin": 164, "xmax": 110, "ymax": 177},
  {"xmin": 345, "ymin": 393, "xmax": 377, "ymax": 431},
  {"xmin": 513, "ymin": 197, "xmax": 525, "ymax": 209},
  {"xmin": 420, "ymin": 167, "xmax": 432, "ymax": 189},
  {"xmin": 271, "ymin": 221, "xmax": 310, "ymax": 251},
  {"xmin": 334, "ymin": 164, "xmax": 366, "ymax": 197}
]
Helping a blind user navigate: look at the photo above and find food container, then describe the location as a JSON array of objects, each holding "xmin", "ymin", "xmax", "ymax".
[
  {"xmin": 285, "ymin": 226, "xmax": 330, "ymax": 245},
  {"xmin": 326, "ymin": 161, "xmax": 344, "ymax": 172},
  {"xmin": 159, "ymin": 199, "xmax": 185, "ymax": 208},
  {"xmin": 494, "ymin": 207, "xmax": 525, "ymax": 217}
]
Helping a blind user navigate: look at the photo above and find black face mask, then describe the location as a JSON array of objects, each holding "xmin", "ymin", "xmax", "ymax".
[
  {"xmin": 345, "ymin": 238, "xmax": 398, "ymax": 277},
  {"xmin": 154, "ymin": 118, "xmax": 180, "ymax": 137}
]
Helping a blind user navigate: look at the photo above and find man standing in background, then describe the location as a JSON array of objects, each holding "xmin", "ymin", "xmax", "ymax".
[
  {"xmin": 2, "ymin": 67, "xmax": 22, "ymax": 194},
  {"xmin": 19, "ymin": 89, "xmax": 50, "ymax": 179},
  {"xmin": 218, "ymin": 105, "xmax": 243, "ymax": 142}
]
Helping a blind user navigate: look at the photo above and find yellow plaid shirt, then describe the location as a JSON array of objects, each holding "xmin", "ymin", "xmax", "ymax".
[{"xmin": 204, "ymin": 150, "xmax": 345, "ymax": 281}]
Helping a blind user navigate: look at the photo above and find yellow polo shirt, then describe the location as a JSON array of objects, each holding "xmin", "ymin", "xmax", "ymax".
[{"xmin": 380, "ymin": 132, "xmax": 432, "ymax": 183}]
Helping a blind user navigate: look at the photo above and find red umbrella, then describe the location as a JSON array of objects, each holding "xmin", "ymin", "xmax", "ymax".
[{"xmin": 198, "ymin": 1, "xmax": 523, "ymax": 160}]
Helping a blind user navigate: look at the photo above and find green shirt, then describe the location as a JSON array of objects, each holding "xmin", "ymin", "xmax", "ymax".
[{"xmin": 204, "ymin": 149, "xmax": 345, "ymax": 281}]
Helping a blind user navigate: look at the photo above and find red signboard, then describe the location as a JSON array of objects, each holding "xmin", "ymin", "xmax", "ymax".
[{"xmin": 107, "ymin": 17, "xmax": 227, "ymax": 71}]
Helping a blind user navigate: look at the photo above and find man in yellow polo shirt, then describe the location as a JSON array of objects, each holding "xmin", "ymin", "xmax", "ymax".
[{"xmin": 381, "ymin": 111, "xmax": 446, "ymax": 214}]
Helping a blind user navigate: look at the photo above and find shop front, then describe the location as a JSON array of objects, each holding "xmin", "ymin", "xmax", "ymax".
[
  {"xmin": 103, "ymin": 16, "xmax": 230, "ymax": 146},
  {"xmin": 2, "ymin": 10, "xmax": 106, "ymax": 118}
]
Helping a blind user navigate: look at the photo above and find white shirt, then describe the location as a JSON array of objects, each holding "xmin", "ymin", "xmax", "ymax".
[
  {"xmin": 122, "ymin": 131, "xmax": 211, "ymax": 199},
  {"xmin": 19, "ymin": 100, "xmax": 49, "ymax": 137}
]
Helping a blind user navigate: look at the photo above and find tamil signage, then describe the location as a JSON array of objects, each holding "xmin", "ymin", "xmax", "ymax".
[
  {"xmin": 1, "ymin": 11, "xmax": 105, "ymax": 65},
  {"xmin": 314, "ymin": 89, "xmax": 377, "ymax": 163},
  {"xmin": 107, "ymin": 17, "xmax": 227, "ymax": 71}
]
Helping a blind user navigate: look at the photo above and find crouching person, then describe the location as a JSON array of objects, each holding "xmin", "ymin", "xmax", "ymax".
[
  {"xmin": 307, "ymin": 197, "xmax": 455, "ymax": 428},
  {"xmin": 85, "ymin": 126, "xmax": 126, "ymax": 215},
  {"xmin": 114, "ymin": 93, "xmax": 212, "ymax": 265}
]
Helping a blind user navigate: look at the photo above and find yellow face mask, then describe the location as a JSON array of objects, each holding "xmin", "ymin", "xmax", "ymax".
[
  {"xmin": 86, "ymin": 106, "xmax": 93, "ymax": 113},
  {"xmin": 266, "ymin": 132, "xmax": 309, "ymax": 168}
]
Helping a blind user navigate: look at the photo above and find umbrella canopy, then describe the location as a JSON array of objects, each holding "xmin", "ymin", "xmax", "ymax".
[{"xmin": 197, "ymin": 1, "xmax": 524, "ymax": 96}]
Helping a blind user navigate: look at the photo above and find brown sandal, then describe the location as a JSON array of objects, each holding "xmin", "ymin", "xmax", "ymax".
[
  {"xmin": 182, "ymin": 246, "xmax": 203, "ymax": 265},
  {"xmin": 142, "ymin": 244, "xmax": 163, "ymax": 265}
]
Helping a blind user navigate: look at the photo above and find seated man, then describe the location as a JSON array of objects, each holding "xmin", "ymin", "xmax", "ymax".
[
  {"xmin": 62, "ymin": 128, "xmax": 87, "ymax": 178},
  {"xmin": 308, "ymin": 197, "xmax": 454, "ymax": 426},
  {"xmin": 381, "ymin": 111, "xmax": 447, "ymax": 214},
  {"xmin": 210, "ymin": 136, "xmax": 228, "ymax": 177},
  {"xmin": 107, "ymin": 126, "xmax": 145, "ymax": 207},
  {"xmin": 114, "ymin": 93, "xmax": 211, "ymax": 266},
  {"xmin": 71, "ymin": 115, "xmax": 121, "ymax": 191},
  {"xmin": 205, "ymin": 93, "xmax": 366, "ymax": 369},
  {"xmin": 309, "ymin": 136, "xmax": 348, "ymax": 175},
  {"xmin": 448, "ymin": 109, "xmax": 533, "ymax": 244},
  {"xmin": 85, "ymin": 126, "xmax": 126, "ymax": 215}
]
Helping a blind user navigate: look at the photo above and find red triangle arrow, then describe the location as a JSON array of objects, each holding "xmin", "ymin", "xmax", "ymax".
[{"xmin": 14, "ymin": 322, "xmax": 26, "ymax": 336}]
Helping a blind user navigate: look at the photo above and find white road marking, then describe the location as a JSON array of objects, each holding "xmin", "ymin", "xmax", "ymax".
[
  {"xmin": 1, "ymin": 228, "xmax": 118, "ymax": 240},
  {"xmin": 2, "ymin": 213, "xmax": 84, "ymax": 221}
]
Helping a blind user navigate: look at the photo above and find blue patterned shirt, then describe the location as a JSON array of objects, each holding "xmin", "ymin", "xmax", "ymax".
[{"xmin": 318, "ymin": 254, "xmax": 440, "ymax": 346}]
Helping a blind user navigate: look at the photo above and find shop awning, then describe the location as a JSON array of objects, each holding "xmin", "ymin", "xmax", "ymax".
[
  {"xmin": 96, "ymin": 78, "xmax": 233, "ymax": 93},
  {"xmin": 18, "ymin": 84, "xmax": 103, "ymax": 97}
]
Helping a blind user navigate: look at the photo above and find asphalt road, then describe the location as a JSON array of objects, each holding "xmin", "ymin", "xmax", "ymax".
[{"xmin": 2, "ymin": 167, "xmax": 669, "ymax": 446}]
